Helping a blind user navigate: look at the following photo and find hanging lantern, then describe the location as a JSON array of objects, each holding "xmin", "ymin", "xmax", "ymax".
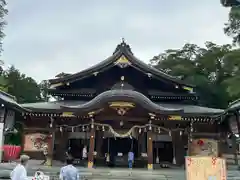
[
  {"xmin": 102, "ymin": 126, "xmax": 105, "ymax": 131},
  {"xmin": 91, "ymin": 124, "xmax": 94, "ymax": 129},
  {"xmin": 158, "ymin": 128, "xmax": 161, "ymax": 134},
  {"xmin": 120, "ymin": 121, "xmax": 124, "ymax": 127},
  {"xmin": 149, "ymin": 125, "xmax": 152, "ymax": 131},
  {"xmin": 49, "ymin": 118, "xmax": 54, "ymax": 128},
  {"xmin": 169, "ymin": 131, "xmax": 171, "ymax": 137},
  {"xmin": 180, "ymin": 131, "xmax": 182, "ymax": 136},
  {"xmin": 60, "ymin": 127, "xmax": 63, "ymax": 132},
  {"xmin": 86, "ymin": 126, "xmax": 89, "ymax": 131},
  {"xmin": 138, "ymin": 128, "xmax": 142, "ymax": 133},
  {"xmin": 82, "ymin": 126, "xmax": 85, "ymax": 132},
  {"xmin": 190, "ymin": 128, "xmax": 194, "ymax": 132}
]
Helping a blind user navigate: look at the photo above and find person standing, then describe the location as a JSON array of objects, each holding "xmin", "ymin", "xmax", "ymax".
[
  {"xmin": 66, "ymin": 146, "xmax": 72, "ymax": 159},
  {"xmin": 128, "ymin": 151, "xmax": 134, "ymax": 169},
  {"xmin": 41, "ymin": 144, "xmax": 48, "ymax": 165},
  {"xmin": 81, "ymin": 145, "xmax": 87, "ymax": 166},
  {"xmin": 82, "ymin": 145, "xmax": 87, "ymax": 160},
  {"xmin": 10, "ymin": 155, "xmax": 30, "ymax": 180},
  {"xmin": 59, "ymin": 157, "xmax": 79, "ymax": 180}
]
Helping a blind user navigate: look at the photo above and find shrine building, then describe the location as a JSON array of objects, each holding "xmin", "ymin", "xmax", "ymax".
[{"xmin": 0, "ymin": 41, "xmax": 233, "ymax": 169}]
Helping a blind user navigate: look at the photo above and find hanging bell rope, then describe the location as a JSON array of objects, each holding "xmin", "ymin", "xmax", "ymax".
[{"xmin": 106, "ymin": 138, "xmax": 110, "ymax": 162}]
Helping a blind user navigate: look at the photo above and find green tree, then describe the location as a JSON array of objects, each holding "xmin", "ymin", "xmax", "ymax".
[
  {"xmin": 39, "ymin": 80, "xmax": 51, "ymax": 101},
  {"xmin": 3, "ymin": 66, "xmax": 42, "ymax": 103},
  {"xmin": 224, "ymin": 7, "xmax": 240, "ymax": 45},
  {"xmin": 0, "ymin": 75, "xmax": 7, "ymax": 92},
  {"xmin": 150, "ymin": 42, "xmax": 240, "ymax": 108},
  {"xmin": 0, "ymin": 0, "xmax": 7, "ymax": 54},
  {"xmin": 0, "ymin": 60, "xmax": 7, "ymax": 92}
]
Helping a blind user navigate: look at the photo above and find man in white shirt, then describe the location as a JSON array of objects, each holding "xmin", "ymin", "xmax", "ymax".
[
  {"xmin": 59, "ymin": 158, "xmax": 79, "ymax": 180},
  {"xmin": 10, "ymin": 154, "xmax": 30, "ymax": 180}
]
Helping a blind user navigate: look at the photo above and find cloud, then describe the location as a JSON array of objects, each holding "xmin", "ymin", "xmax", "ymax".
[{"xmin": 2, "ymin": 0, "xmax": 232, "ymax": 82}]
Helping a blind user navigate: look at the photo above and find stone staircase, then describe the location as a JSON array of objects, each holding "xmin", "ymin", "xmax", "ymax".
[{"xmin": 223, "ymin": 154, "xmax": 240, "ymax": 165}]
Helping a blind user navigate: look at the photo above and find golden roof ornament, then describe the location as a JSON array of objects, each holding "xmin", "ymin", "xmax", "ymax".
[
  {"xmin": 109, "ymin": 101, "xmax": 135, "ymax": 116},
  {"xmin": 115, "ymin": 55, "xmax": 131, "ymax": 68}
]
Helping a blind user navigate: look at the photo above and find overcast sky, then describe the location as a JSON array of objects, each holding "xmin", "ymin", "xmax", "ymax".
[{"xmin": 2, "ymin": 0, "xmax": 232, "ymax": 82}]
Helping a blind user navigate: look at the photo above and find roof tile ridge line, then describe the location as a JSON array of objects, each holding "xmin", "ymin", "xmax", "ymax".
[
  {"xmin": 0, "ymin": 90, "xmax": 16, "ymax": 100},
  {"xmin": 59, "ymin": 89, "xmax": 183, "ymax": 111},
  {"xmin": 124, "ymin": 50, "xmax": 176, "ymax": 78},
  {"xmin": 125, "ymin": 51, "xmax": 194, "ymax": 86},
  {"xmin": 49, "ymin": 50, "xmax": 122, "ymax": 83},
  {"xmin": 229, "ymin": 98, "xmax": 240, "ymax": 106}
]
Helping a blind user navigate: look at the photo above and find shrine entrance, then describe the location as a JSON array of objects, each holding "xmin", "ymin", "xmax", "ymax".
[
  {"xmin": 101, "ymin": 137, "xmax": 138, "ymax": 167},
  {"xmin": 153, "ymin": 142, "xmax": 173, "ymax": 163},
  {"xmin": 67, "ymin": 132, "xmax": 89, "ymax": 160},
  {"xmin": 153, "ymin": 134, "xmax": 174, "ymax": 164},
  {"xmin": 68, "ymin": 138, "xmax": 85, "ymax": 159}
]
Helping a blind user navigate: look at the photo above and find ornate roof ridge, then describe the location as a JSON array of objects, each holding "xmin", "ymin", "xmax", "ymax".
[
  {"xmin": 60, "ymin": 89, "xmax": 184, "ymax": 114},
  {"xmin": 227, "ymin": 98, "xmax": 240, "ymax": 111},
  {"xmin": 113, "ymin": 38, "xmax": 133, "ymax": 55},
  {"xmin": 229, "ymin": 98, "xmax": 240, "ymax": 106},
  {"xmin": 48, "ymin": 40, "xmax": 194, "ymax": 88},
  {"xmin": 0, "ymin": 90, "xmax": 16, "ymax": 101}
]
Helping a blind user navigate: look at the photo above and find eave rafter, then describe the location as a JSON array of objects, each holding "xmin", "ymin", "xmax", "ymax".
[{"xmin": 21, "ymin": 89, "xmax": 223, "ymax": 123}]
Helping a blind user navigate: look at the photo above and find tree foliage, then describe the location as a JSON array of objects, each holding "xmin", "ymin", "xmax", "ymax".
[
  {"xmin": 0, "ymin": 0, "xmax": 7, "ymax": 54},
  {"xmin": 3, "ymin": 66, "xmax": 42, "ymax": 103},
  {"xmin": 39, "ymin": 80, "xmax": 51, "ymax": 101},
  {"xmin": 150, "ymin": 42, "xmax": 240, "ymax": 108},
  {"xmin": 0, "ymin": 60, "xmax": 7, "ymax": 92},
  {"xmin": 224, "ymin": 7, "xmax": 240, "ymax": 45}
]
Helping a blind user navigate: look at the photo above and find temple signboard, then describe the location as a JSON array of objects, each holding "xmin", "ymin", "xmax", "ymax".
[
  {"xmin": 185, "ymin": 156, "xmax": 226, "ymax": 180},
  {"xmin": 24, "ymin": 133, "xmax": 50, "ymax": 151},
  {"xmin": 189, "ymin": 139, "xmax": 218, "ymax": 157}
]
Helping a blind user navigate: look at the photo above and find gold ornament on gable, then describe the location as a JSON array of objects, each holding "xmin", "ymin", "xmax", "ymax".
[
  {"xmin": 115, "ymin": 55, "xmax": 131, "ymax": 68},
  {"xmin": 109, "ymin": 101, "xmax": 135, "ymax": 116}
]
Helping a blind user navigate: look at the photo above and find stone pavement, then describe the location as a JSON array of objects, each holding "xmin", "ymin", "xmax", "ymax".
[{"xmin": 0, "ymin": 161, "xmax": 240, "ymax": 180}]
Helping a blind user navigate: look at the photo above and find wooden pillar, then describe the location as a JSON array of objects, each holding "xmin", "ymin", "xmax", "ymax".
[
  {"xmin": 88, "ymin": 128, "xmax": 95, "ymax": 168},
  {"xmin": 147, "ymin": 131, "xmax": 153, "ymax": 170},
  {"xmin": 44, "ymin": 117, "xmax": 55, "ymax": 166}
]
